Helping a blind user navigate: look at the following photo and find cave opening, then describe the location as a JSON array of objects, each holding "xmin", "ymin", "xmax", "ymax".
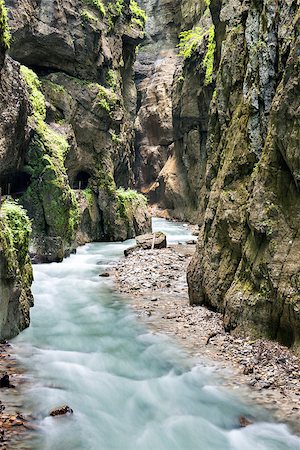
[
  {"xmin": 73, "ymin": 171, "xmax": 91, "ymax": 190},
  {"xmin": 0, "ymin": 171, "xmax": 31, "ymax": 197}
]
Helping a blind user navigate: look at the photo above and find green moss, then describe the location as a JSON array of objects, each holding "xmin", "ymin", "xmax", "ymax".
[
  {"xmin": 129, "ymin": 0, "xmax": 146, "ymax": 29},
  {"xmin": 108, "ymin": 0, "xmax": 124, "ymax": 16},
  {"xmin": 82, "ymin": 0, "xmax": 105, "ymax": 17},
  {"xmin": 110, "ymin": 129, "xmax": 121, "ymax": 143},
  {"xmin": 42, "ymin": 80, "xmax": 66, "ymax": 94},
  {"xmin": 95, "ymin": 85, "xmax": 118, "ymax": 113},
  {"xmin": 178, "ymin": 27, "xmax": 206, "ymax": 59},
  {"xmin": 97, "ymin": 168, "xmax": 116, "ymax": 195},
  {"xmin": 0, "ymin": 0, "xmax": 10, "ymax": 49},
  {"xmin": 81, "ymin": 9, "xmax": 98, "ymax": 22},
  {"xmin": 20, "ymin": 65, "xmax": 79, "ymax": 243},
  {"xmin": 203, "ymin": 25, "xmax": 216, "ymax": 85},
  {"xmin": 106, "ymin": 69, "xmax": 118, "ymax": 90},
  {"xmin": 1, "ymin": 200, "xmax": 32, "ymax": 267},
  {"xmin": 116, "ymin": 188, "xmax": 147, "ymax": 218},
  {"xmin": 83, "ymin": 187, "xmax": 94, "ymax": 208},
  {"xmin": 20, "ymin": 66, "xmax": 46, "ymax": 122}
]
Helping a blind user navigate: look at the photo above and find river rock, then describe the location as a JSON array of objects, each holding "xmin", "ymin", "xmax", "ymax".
[
  {"xmin": 124, "ymin": 246, "xmax": 139, "ymax": 257},
  {"xmin": 0, "ymin": 374, "xmax": 10, "ymax": 388},
  {"xmin": 136, "ymin": 232, "xmax": 167, "ymax": 250},
  {"xmin": 239, "ymin": 416, "xmax": 253, "ymax": 428},
  {"xmin": 49, "ymin": 405, "xmax": 73, "ymax": 417}
]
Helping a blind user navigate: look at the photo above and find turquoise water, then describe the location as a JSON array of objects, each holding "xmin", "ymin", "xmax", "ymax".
[{"xmin": 13, "ymin": 219, "xmax": 300, "ymax": 449}]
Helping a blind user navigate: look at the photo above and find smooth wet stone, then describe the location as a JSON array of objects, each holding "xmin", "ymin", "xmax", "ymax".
[{"xmin": 49, "ymin": 406, "xmax": 73, "ymax": 417}]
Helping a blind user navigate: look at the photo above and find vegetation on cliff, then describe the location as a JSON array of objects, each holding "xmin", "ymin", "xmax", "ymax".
[
  {"xmin": 20, "ymin": 65, "xmax": 80, "ymax": 259},
  {"xmin": 0, "ymin": 200, "xmax": 33, "ymax": 339},
  {"xmin": 0, "ymin": 0, "xmax": 10, "ymax": 49}
]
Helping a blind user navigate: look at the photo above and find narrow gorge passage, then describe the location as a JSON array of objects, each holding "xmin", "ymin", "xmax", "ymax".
[{"xmin": 11, "ymin": 220, "xmax": 300, "ymax": 450}]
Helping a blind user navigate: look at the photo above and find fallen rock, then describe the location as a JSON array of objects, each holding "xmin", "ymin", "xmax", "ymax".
[
  {"xmin": 136, "ymin": 232, "xmax": 167, "ymax": 250},
  {"xmin": 49, "ymin": 405, "xmax": 73, "ymax": 417}
]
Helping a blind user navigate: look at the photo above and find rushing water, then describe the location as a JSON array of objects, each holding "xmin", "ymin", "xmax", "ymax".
[{"xmin": 12, "ymin": 219, "xmax": 300, "ymax": 450}]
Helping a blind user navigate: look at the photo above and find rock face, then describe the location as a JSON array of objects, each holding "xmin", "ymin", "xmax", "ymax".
[
  {"xmin": 134, "ymin": 0, "xmax": 181, "ymax": 197},
  {"xmin": 0, "ymin": 200, "xmax": 33, "ymax": 340},
  {"xmin": 179, "ymin": 0, "xmax": 300, "ymax": 352},
  {"xmin": 133, "ymin": 0, "xmax": 300, "ymax": 351},
  {"xmin": 1, "ymin": 0, "xmax": 151, "ymax": 263},
  {"xmin": 0, "ymin": 2, "xmax": 33, "ymax": 340}
]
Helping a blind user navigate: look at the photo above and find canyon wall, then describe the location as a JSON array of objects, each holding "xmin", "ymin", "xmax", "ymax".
[
  {"xmin": 134, "ymin": 0, "xmax": 300, "ymax": 351},
  {"xmin": 2, "ymin": 0, "xmax": 150, "ymax": 264},
  {"xmin": 172, "ymin": 0, "xmax": 300, "ymax": 351},
  {"xmin": 0, "ymin": 1, "xmax": 33, "ymax": 339}
]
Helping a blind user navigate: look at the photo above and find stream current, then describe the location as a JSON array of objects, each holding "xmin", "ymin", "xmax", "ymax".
[{"xmin": 13, "ymin": 218, "xmax": 300, "ymax": 450}]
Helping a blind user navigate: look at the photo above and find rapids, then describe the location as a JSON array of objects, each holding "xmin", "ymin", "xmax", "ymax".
[{"xmin": 12, "ymin": 219, "xmax": 300, "ymax": 450}]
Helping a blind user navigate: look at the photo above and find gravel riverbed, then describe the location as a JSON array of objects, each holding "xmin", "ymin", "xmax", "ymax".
[{"xmin": 111, "ymin": 244, "xmax": 300, "ymax": 432}]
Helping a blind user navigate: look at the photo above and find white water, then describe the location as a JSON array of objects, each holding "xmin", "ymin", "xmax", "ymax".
[{"xmin": 12, "ymin": 219, "xmax": 300, "ymax": 450}]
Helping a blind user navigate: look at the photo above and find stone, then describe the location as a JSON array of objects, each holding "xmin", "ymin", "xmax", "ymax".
[
  {"xmin": 49, "ymin": 405, "xmax": 73, "ymax": 417},
  {"xmin": 0, "ymin": 375, "xmax": 10, "ymax": 388},
  {"xmin": 99, "ymin": 273, "xmax": 110, "ymax": 278},
  {"xmin": 239, "ymin": 416, "xmax": 253, "ymax": 428},
  {"xmin": 124, "ymin": 246, "xmax": 138, "ymax": 257},
  {"xmin": 136, "ymin": 232, "xmax": 167, "ymax": 250}
]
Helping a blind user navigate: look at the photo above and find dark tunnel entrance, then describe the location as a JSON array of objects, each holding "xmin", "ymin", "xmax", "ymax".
[
  {"xmin": 0, "ymin": 171, "xmax": 31, "ymax": 197},
  {"xmin": 72, "ymin": 171, "xmax": 91, "ymax": 190}
]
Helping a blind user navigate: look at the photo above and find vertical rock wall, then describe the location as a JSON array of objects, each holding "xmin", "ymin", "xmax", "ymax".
[
  {"xmin": 0, "ymin": 0, "xmax": 33, "ymax": 339},
  {"xmin": 1, "ymin": 0, "xmax": 151, "ymax": 263},
  {"xmin": 177, "ymin": 0, "xmax": 300, "ymax": 352},
  {"xmin": 134, "ymin": 0, "xmax": 300, "ymax": 351}
]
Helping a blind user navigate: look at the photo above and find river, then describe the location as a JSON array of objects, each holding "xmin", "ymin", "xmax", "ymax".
[{"xmin": 12, "ymin": 218, "xmax": 300, "ymax": 449}]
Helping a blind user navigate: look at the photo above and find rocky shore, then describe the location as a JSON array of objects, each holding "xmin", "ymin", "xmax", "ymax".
[
  {"xmin": 0, "ymin": 343, "xmax": 33, "ymax": 448},
  {"xmin": 111, "ymin": 240, "xmax": 300, "ymax": 432}
]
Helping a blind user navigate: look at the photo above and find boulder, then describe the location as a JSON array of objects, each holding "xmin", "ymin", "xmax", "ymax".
[
  {"xmin": 124, "ymin": 245, "xmax": 138, "ymax": 257},
  {"xmin": 49, "ymin": 405, "xmax": 73, "ymax": 417},
  {"xmin": 136, "ymin": 232, "xmax": 167, "ymax": 250}
]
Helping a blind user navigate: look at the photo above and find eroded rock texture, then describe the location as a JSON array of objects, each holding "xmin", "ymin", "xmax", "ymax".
[
  {"xmin": 0, "ymin": 1, "xmax": 33, "ymax": 339},
  {"xmin": 134, "ymin": 0, "xmax": 181, "ymax": 200},
  {"xmin": 181, "ymin": 0, "xmax": 300, "ymax": 351},
  {"xmin": 2, "ymin": 0, "xmax": 151, "ymax": 262}
]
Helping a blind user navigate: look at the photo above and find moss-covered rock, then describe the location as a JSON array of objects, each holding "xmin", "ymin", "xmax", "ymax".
[
  {"xmin": 185, "ymin": 0, "xmax": 300, "ymax": 353},
  {"xmin": 0, "ymin": 200, "xmax": 33, "ymax": 340},
  {"xmin": 19, "ymin": 66, "xmax": 79, "ymax": 262}
]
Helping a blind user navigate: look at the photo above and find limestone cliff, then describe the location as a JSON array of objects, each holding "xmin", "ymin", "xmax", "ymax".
[
  {"xmin": 1, "ymin": 0, "xmax": 151, "ymax": 263},
  {"xmin": 133, "ymin": 0, "xmax": 300, "ymax": 351},
  {"xmin": 171, "ymin": 0, "xmax": 300, "ymax": 351},
  {"xmin": 0, "ymin": 0, "xmax": 33, "ymax": 339}
]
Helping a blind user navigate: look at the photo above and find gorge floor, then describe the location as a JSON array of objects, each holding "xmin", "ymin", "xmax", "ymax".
[{"xmin": 111, "ymin": 239, "xmax": 300, "ymax": 433}]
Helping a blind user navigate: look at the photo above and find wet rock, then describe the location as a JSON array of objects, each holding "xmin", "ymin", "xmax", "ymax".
[
  {"xmin": 239, "ymin": 416, "xmax": 253, "ymax": 428},
  {"xmin": 49, "ymin": 405, "xmax": 73, "ymax": 417},
  {"xmin": 136, "ymin": 232, "xmax": 167, "ymax": 250},
  {"xmin": 99, "ymin": 273, "xmax": 110, "ymax": 278},
  {"xmin": 0, "ymin": 374, "xmax": 10, "ymax": 388},
  {"xmin": 124, "ymin": 246, "xmax": 138, "ymax": 257}
]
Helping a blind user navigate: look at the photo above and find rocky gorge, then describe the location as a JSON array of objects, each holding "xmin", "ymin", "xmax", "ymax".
[
  {"xmin": 0, "ymin": 0, "xmax": 299, "ymax": 446},
  {"xmin": 134, "ymin": 0, "xmax": 300, "ymax": 354}
]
